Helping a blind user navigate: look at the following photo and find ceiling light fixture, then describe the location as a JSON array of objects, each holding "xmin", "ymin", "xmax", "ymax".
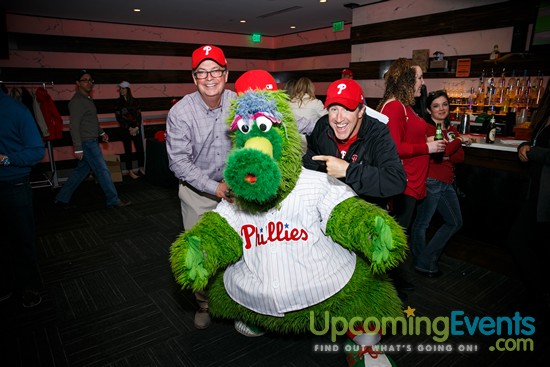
[
  {"xmin": 133, "ymin": 8, "xmax": 141, "ymax": 12},
  {"xmin": 240, "ymin": 20, "xmax": 246, "ymax": 23},
  {"xmin": 320, "ymin": 0, "xmax": 327, "ymax": 3},
  {"xmin": 290, "ymin": 26, "xmax": 296, "ymax": 29}
]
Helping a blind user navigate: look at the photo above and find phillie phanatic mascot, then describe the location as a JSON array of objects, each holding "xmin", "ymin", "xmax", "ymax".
[{"xmin": 170, "ymin": 70, "xmax": 407, "ymax": 367}]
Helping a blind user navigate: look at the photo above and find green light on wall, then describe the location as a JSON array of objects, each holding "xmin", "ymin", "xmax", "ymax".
[
  {"xmin": 332, "ymin": 21, "xmax": 344, "ymax": 32},
  {"xmin": 252, "ymin": 33, "xmax": 262, "ymax": 43}
]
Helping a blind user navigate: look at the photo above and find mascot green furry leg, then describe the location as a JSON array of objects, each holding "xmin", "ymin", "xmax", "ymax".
[{"xmin": 170, "ymin": 70, "xmax": 407, "ymax": 367}]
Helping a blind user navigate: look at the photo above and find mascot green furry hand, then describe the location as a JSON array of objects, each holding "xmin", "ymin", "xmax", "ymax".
[{"xmin": 170, "ymin": 71, "xmax": 407, "ymax": 356}]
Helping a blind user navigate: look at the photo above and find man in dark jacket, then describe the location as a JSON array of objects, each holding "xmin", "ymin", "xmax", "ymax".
[
  {"xmin": 303, "ymin": 79, "xmax": 406, "ymax": 208},
  {"xmin": 303, "ymin": 79, "xmax": 412, "ymax": 295},
  {"xmin": 0, "ymin": 87, "xmax": 45, "ymax": 308}
]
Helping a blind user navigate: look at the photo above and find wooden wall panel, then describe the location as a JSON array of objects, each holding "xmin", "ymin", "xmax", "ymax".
[{"xmin": 350, "ymin": 2, "xmax": 536, "ymax": 45}]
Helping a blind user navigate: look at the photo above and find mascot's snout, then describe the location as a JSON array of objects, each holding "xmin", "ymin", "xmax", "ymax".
[{"xmin": 244, "ymin": 137, "xmax": 273, "ymax": 158}]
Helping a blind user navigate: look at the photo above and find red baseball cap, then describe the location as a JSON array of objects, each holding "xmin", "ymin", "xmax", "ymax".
[
  {"xmin": 342, "ymin": 68, "xmax": 353, "ymax": 77},
  {"xmin": 324, "ymin": 79, "xmax": 364, "ymax": 110},
  {"xmin": 191, "ymin": 45, "xmax": 227, "ymax": 69},
  {"xmin": 235, "ymin": 70, "xmax": 278, "ymax": 94}
]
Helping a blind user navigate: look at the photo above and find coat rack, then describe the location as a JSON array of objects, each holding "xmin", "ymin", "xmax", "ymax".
[{"xmin": 1, "ymin": 81, "xmax": 61, "ymax": 188}]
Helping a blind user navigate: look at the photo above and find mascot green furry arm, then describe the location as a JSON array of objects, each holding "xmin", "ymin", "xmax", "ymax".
[
  {"xmin": 328, "ymin": 198, "xmax": 408, "ymax": 274},
  {"xmin": 170, "ymin": 212, "xmax": 243, "ymax": 292},
  {"xmin": 169, "ymin": 70, "xmax": 408, "ymax": 336}
]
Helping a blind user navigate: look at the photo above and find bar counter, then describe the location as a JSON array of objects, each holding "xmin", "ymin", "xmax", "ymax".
[{"xmin": 453, "ymin": 134, "xmax": 530, "ymax": 247}]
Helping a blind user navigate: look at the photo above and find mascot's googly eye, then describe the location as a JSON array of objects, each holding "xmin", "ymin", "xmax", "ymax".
[
  {"xmin": 255, "ymin": 115, "xmax": 272, "ymax": 132},
  {"xmin": 230, "ymin": 115, "xmax": 254, "ymax": 134}
]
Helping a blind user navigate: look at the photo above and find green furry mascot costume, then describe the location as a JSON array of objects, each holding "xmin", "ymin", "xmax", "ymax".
[{"xmin": 170, "ymin": 70, "xmax": 407, "ymax": 366}]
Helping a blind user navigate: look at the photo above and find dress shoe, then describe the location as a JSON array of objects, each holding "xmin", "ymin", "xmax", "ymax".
[
  {"xmin": 194, "ymin": 307, "xmax": 211, "ymax": 329},
  {"xmin": 54, "ymin": 200, "xmax": 76, "ymax": 210},
  {"xmin": 22, "ymin": 289, "xmax": 42, "ymax": 308},
  {"xmin": 108, "ymin": 200, "xmax": 132, "ymax": 209},
  {"xmin": 415, "ymin": 268, "xmax": 443, "ymax": 278}
]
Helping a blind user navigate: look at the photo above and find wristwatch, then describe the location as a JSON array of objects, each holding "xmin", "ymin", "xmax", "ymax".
[{"xmin": 1, "ymin": 155, "xmax": 10, "ymax": 166}]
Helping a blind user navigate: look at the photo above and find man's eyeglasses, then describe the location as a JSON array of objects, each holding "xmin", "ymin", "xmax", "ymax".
[
  {"xmin": 193, "ymin": 69, "xmax": 226, "ymax": 79},
  {"xmin": 79, "ymin": 79, "xmax": 94, "ymax": 83}
]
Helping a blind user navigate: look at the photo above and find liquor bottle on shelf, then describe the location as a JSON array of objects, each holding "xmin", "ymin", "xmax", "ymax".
[
  {"xmin": 486, "ymin": 115, "xmax": 496, "ymax": 144},
  {"xmin": 476, "ymin": 70, "xmax": 486, "ymax": 113},
  {"xmin": 467, "ymin": 87, "xmax": 476, "ymax": 113},
  {"xmin": 497, "ymin": 68, "xmax": 506, "ymax": 106},
  {"xmin": 485, "ymin": 70, "xmax": 496, "ymax": 114},
  {"xmin": 534, "ymin": 70, "xmax": 545, "ymax": 106}
]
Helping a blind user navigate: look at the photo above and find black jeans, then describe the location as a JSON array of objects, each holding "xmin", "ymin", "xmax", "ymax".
[
  {"xmin": 0, "ymin": 177, "xmax": 41, "ymax": 293},
  {"xmin": 392, "ymin": 193, "xmax": 418, "ymax": 233},
  {"xmin": 121, "ymin": 128, "xmax": 145, "ymax": 171}
]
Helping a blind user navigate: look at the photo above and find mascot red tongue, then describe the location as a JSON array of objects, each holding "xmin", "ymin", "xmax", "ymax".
[{"xmin": 170, "ymin": 70, "xmax": 407, "ymax": 367}]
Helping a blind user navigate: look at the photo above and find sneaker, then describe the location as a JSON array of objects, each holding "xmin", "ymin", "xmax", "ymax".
[
  {"xmin": 0, "ymin": 292, "xmax": 12, "ymax": 303},
  {"xmin": 108, "ymin": 200, "xmax": 132, "ymax": 209},
  {"xmin": 234, "ymin": 320, "xmax": 265, "ymax": 337},
  {"xmin": 194, "ymin": 307, "xmax": 211, "ymax": 329},
  {"xmin": 22, "ymin": 289, "xmax": 42, "ymax": 308}
]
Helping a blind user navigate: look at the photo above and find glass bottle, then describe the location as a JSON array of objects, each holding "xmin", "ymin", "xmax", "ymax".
[
  {"xmin": 486, "ymin": 115, "xmax": 496, "ymax": 144},
  {"xmin": 534, "ymin": 70, "xmax": 545, "ymax": 106},
  {"xmin": 485, "ymin": 70, "xmax": 496, "ymax": 114},
  {"xmin": 433, "ymin": 123, "xmax": 444, "ymax": 161},
  {"xmin": 497, "ymin": 68, "xmax": 506, "ymax": 106},
  {"xmin": 476, "ymin": 70, "xmax": 486, "ymax": 112}
]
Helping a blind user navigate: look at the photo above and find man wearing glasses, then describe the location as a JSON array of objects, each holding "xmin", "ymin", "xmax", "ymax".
[
  {"xmin": 166, "ymin": 45, "xmax": 236, "ymax": 330},
  {"xmin": 55, "ymin": 70, "xmax": 131, "ymax": 208}
]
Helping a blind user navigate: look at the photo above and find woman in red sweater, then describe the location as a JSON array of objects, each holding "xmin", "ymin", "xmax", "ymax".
[
  {"xmin": 410, "ymin": 90, "xmax": 471, "ymax": 277},
  {"xmin": 377, "ymin": 58, "xmax": 446, "ymax": 231}
]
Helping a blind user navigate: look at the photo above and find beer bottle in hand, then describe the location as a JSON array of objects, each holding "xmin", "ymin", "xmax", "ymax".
[{"xmin": 434, "ymin": 123, "xmax": 444, "ymax": 161}]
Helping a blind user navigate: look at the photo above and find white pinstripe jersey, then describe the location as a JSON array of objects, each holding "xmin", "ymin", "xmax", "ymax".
[{"xmin": 214, "ymin": 169, "xmax": 357, "ymax": 317}]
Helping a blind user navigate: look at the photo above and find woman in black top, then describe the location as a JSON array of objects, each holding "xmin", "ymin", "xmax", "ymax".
[{"xmin": 115, "ymin": 81, "xmax": 145, "ymax": 179}]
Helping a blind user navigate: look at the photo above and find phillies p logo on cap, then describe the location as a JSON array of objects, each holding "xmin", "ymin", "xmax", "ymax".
[
  {"xmin": 191, "ymin": 45, "xmax": 227, "ymax": 69},
  {"xmin": 324, "ymin": 79, "xmax": 364, "ymax": 110}
]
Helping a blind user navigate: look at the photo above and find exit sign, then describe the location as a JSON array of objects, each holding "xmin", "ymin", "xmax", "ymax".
[
  {"xmin": 332, "ymin": 21, "xmax": 344, "ymax": 32},
  {"xmin": 251, "ymin": 33, "xmax": 261, "ymax": 43}
]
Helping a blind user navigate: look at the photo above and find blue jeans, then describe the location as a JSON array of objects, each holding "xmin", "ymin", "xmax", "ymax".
[
  {"xmin": 0, "ymin": 176, "xmax": 41, "ymax": 292},
  {"xmin": 411, "ymin": 178, "xmax": 463, "ymax": 272},
  {"xmin": 56, "ymin": 139, "xmax": 121, "ymax": 206}
]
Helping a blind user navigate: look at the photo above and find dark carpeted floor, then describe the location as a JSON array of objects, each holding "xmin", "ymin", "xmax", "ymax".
[{"xmin": 0, "ymin": 175, "xmax": 547, "ymax": 366}]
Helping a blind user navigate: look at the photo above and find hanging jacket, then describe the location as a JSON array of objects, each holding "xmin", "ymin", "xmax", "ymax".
[
  {"xmin": 32, "ymin": 93, "xmax": 50, "ymax": 138},
  {"xmin": 35, "ymin": 87, "xmax": 64, "ymax": 140}
]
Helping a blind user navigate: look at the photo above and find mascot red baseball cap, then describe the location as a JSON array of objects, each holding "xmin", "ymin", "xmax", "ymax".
[
  {"xmin": 324, "ymin": 79, "xmax": 364, "ymax": 110},
  {"xmin": 342, "ymin": 68, "xmax": 353, "ymax": 77},
  {"xmin": 235, "ymin": 70, "xmax": 278, "ymax": 94},
  {"xmin": 191, "ymin": 45, "xmax": 227, "ymax": 69}
]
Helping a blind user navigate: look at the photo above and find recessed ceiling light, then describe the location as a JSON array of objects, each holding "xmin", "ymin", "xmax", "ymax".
[
  {"xmin": 290, "ymin": 26, "xmax": 296, "ymax": 29},
  {"xmin": 240, "ymin": 19, "xmax": 246, "ymax": 23},
  {"xmin": 320, "ymin": 0, "xmax": 327, "ymax": 3},
  {"xmin": 133, "ymin": 8, "xmax": 141, "ymax": 12}
]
